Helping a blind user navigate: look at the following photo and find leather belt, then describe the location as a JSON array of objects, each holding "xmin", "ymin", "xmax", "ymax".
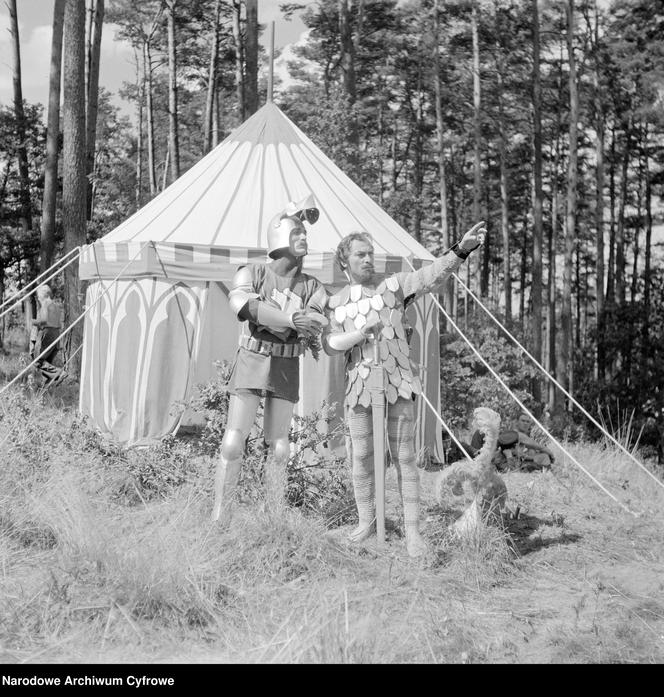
[{"xmin": 240, "ymin": 335, "xmax": 303, "ymax": 358}]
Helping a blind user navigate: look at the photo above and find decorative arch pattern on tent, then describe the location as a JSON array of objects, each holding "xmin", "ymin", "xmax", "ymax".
[{"xmin": 80, "ymin": 102, "xmax": 445, "ymax": 459}]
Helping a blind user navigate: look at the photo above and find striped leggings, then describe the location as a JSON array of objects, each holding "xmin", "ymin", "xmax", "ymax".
[{"xmin": 347, "ymin": 398, "xmax": 420, "ymax": 535}]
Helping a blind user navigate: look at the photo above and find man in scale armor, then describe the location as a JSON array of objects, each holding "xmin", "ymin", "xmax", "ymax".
[{"xmin": 324, "ymin": 222, "xmax": 486, "ymax": 557}]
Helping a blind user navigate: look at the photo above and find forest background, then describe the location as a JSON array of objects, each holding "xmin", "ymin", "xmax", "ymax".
[{"xmin": 1, "ymin": 0, "xmax": 664, "ymax": 455}]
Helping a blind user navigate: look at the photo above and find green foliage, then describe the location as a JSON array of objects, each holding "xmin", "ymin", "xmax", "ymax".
[
  {"xmin": 183, "ymin": 361, "xmax": 354, "ymax": 525},
  {"xmin": 181, "ymin": 360, "xmax": 232, "ymax": 456},
  {"xmin": 440, "ymin": 315, "xmax": 540, "ymax": 431}
]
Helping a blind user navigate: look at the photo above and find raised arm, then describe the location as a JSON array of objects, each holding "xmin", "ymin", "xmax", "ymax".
[{"xmin": 400, "ymin": 221, "xmax": 486, "ymax": 299}]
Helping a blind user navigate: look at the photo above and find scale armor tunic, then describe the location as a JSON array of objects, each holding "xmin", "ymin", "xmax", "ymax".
[{"xmin": 327, "ymin": 250, "xmax": 467, "ymax": 410}]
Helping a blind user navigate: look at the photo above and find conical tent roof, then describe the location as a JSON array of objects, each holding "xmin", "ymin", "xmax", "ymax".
[
  {"xmin": 80, "ymin": 102, "xmax": 433, "ymax": 284},
  {"xmin": 79, "ymin": 101, "xmax": 444, "ymax": 460}
]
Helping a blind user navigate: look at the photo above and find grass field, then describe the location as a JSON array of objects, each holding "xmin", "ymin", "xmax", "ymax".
[{"xmin": 1, "ymin": 360, "xmax": 663, "ymax": 664}]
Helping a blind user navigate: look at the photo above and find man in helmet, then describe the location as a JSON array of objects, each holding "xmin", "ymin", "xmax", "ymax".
[
  {"xmin": 323, "ymin": 222, "xmax": 486, "ymax": 557},
  {"xmin": 212, "ymin": 196, "xmax": 328, "ymax": 524}
]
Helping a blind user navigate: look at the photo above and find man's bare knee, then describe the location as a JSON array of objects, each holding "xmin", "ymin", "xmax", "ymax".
[
  {"xmin": 221, "ymin": 429, "xmax": 246, "ymax": 461},
  {"xmin": 267, "ymin": 436, "xmax": 290, "ymax": 463}
]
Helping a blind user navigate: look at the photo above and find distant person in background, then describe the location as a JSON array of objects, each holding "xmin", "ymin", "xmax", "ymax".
[{"xmin": 31, "ymin": 285, "xmax": 66, "ymax": 387}]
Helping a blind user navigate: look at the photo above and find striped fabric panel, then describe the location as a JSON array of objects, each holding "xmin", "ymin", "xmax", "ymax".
[{"xmin": 79, "ymin": 242, "xmax": 432, "ymax": 284}]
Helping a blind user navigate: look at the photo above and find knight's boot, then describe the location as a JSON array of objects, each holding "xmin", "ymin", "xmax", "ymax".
[
  {"xmin": 349, "ymin": 516, "xmax": 375, "ymax": 543},
  {"xmin": 349, "ymin": 471, "xmax": 375, "ymax": 542},
  {"xmin": 404, "ymin": 525, "xmax": 428, "ymax": 558},
  {"xmin": 402, "ymin": 472, "xmax": 428, "ymax": 558},
  {"xmin": 212, "ymin": 430, "xmax": 245, "ymax": 524}
]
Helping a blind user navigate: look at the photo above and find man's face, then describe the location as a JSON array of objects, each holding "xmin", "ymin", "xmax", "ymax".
[
  {"xmin": 517, "ymin": 415, "xmax": 531, "ymax": 434},
  {"xmin": 345, "ymin": 239, "xmax": 374, "ymax": 284},
  {"xmin": 288, "ymin": 222, "xmax": 308, "ymax": 257}
]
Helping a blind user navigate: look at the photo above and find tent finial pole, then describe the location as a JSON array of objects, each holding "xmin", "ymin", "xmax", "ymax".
[{"xmin": 267, "ymin": 20, "xmax": 275, "ymax": 102}]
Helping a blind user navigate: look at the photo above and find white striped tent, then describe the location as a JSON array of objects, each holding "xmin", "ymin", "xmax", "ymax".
[{"xmin": 79, "ymin": 101, "xmax": 444, "ymax": 460}]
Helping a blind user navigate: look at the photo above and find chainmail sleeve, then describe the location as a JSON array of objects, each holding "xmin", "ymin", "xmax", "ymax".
[{"xmin": 396, "ymin": 251, "xmax": 466, "ymax": 301}]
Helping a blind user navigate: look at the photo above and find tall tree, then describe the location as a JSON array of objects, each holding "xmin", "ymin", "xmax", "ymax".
[
  {"xmin": 8, "ymin": 0, "xmax": 33, "ymax": 240},
  {"xmin": 62, "ymin": 0, "xmax": 88, "ymax": 374},
  {"xmin": 471, "ymin": 1, "xmax": 484, "ymax": 295},
  {"xmin": 231, "ymin": 0, "xmax": 245, "ymax": 121},
  {"xmin": 433, "ymin": 0, "xmax": 452, "ymax": 324},
  {"xmin": 204, "ymin": 0, "xmax": 222, "ymax": 152},
  {"xmin": 165, "ymin": 0, "xmax": 181, "ymax": 181},
  {"xmin": 559, "ymin": 0, "xmax": 578, "ymax": 399},
  {"xmin": 531, "ymin": 0, "xmax": 543, "ymax": 403},
  {"xmin": 85, "ymin": 0, "xmax": 104, "ymax": 220},
  {"xmin": 587, "ymin": 0, "xmax": 606, "ymax": 380},
  {"xmin": 245, "ymin": 0, "xmax": 258, "ymax": 115},
  {"xmin": 338, "ymin": 0, "xmax": 363, "ymax": 177},
  {"xmin": 134, "ymin": 44, "xmax": 144, "ymax": 209},
  {"xmin": 41, "ymin": 0, "xmax": 66, "ymax": 273},
  {"xmin": 8, "ymin": 0, "xmax": 35, "ymax": 337},
  {"xmin": 107, "ymin": 1, "xmax": 163, "ymax": 197}
]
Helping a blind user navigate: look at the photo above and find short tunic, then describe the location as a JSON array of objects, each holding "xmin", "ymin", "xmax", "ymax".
[{"xmin": 227, "ymin": 263, "xmax": 326, "ymax": 403}]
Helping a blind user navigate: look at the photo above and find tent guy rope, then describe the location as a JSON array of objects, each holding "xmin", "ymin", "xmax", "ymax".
[
  {"xmin": 434, "ymin": 296, "xmax": 637, "ymax": 516},
  {"xmin": 361, "ymin": 231, "xmax": 641, "ymax": 514},
  {"xmin": 363, "ymin": 216, "xmax": 658, "ymax": 506},
  {"xmin": 0, "ymin": 243, "xmax": 149, "ymax": 401},
  {"xmin": 452, "ymin": 272, "xmax": 664, "ymax": 493},
  {"xmin": 0, "ymin": 248, "xmax": 81, "ymax": 321}
]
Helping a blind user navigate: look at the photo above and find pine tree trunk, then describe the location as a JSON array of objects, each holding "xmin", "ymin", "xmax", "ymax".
[
  {"xmin": 232, "ymin": 0, "xmax": 245, "ymax": 122},
  {"xmin": 8, "ymin": 0, "xmax": 33, "ymax": 238},
  {"xmin": 630, "ymin": 131, "xmax": 643, "ymax": 307},
  {"xmin": 593, "ymin": 0, "xmax": 605, "ymax": 381},
  {"xmin": 520, "ymin": 221, "xmax": 527, "ymax": 329},
  {"xmin": 641, "ymin": 123, "xmax": 652, "ymax": 378},
  {"xmin": 62, "ymin": 0, "xmax": 88, "ymax": 376},
  {"xmin": 204, "ymin": 0, "xmax": 221, "ymax": 153},
  {"xmin": 496, "ymin": 55, "xmax": 511, "ymax": 325},
  {"xmin": 9, "ymin": 0, "xmax": 36, "ymax": 342},
  {"xmin": 548, "ymin": 192, "xmax": 557, "ymax": 412},
  {"xmin": 615, "ymin": 118, "xmax": 631, "ymax": 308},
  {"xmin": 548, "ymin": 46, "xmax": 564, "ymax": 413},
  {"xmin": 41, "ymin": 0, "xmax": 66, "ymax": 273},
  {"xmin": 575, "ymin": 240, "xmax": 581, "ymax": 347},
  {"xmin": 145, "ymin": 41, "xmax": 157, "ymax": 196},
  {"xmin": 412, "ymin": 67, "xmax": 424, "ymax": 244},
  {"xmin": 559, "ymin": 0, "xmax": 577, "ymax": 401},
  {"xmin": 377, "ymin": 103, "xmax": 384, "ymax": 206},
  {"xmin": 531, "ymin": 0, "xmax": 543, "ymax": 404},
  {"xmin": 213, "ymin": 85, "xmax": 221, "ymax": 147},
  {"xmin": 339, "ymin": 0, "xmax": 356, "ymax": 94},
  {"xmin": 245, "ymin": 0, "xmax": 258, "ymax": 116},
  {"xmin": 339, "ymin": 0, "xmax": 360, "ymax": 176},
  {"xmin": 471, "ymin": 2, "xmax": 482, "ymax": 296},
  {"xmin": 166, "ymin": 0, "xmax": 180, "ymax": 182},
  {"xmin": 433, "ymin": 0, "xmax": 452, "ymax": 326},
  {"xmin": 606, "ymin": 121, "xmax": 616, "ymax": 305},
  {"xmin": 85, "ymin": 0, "xmax": 104, "ymax": 220},
  {"xmin": 135, "ymin": 46, "xmax": 144, "ymax": 210}
]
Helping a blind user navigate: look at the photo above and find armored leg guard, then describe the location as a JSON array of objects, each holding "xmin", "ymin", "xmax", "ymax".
[
  {"xmin": 212, "ymin": 393, "xmax": 261, "ymax": 524},
  {"xmin": 347, "ymin": 405, "xmax": 376, "ymax": 542},
  {"xmin": 388, "ymin": 399, "xmax": 427, "ymax": 558}
]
